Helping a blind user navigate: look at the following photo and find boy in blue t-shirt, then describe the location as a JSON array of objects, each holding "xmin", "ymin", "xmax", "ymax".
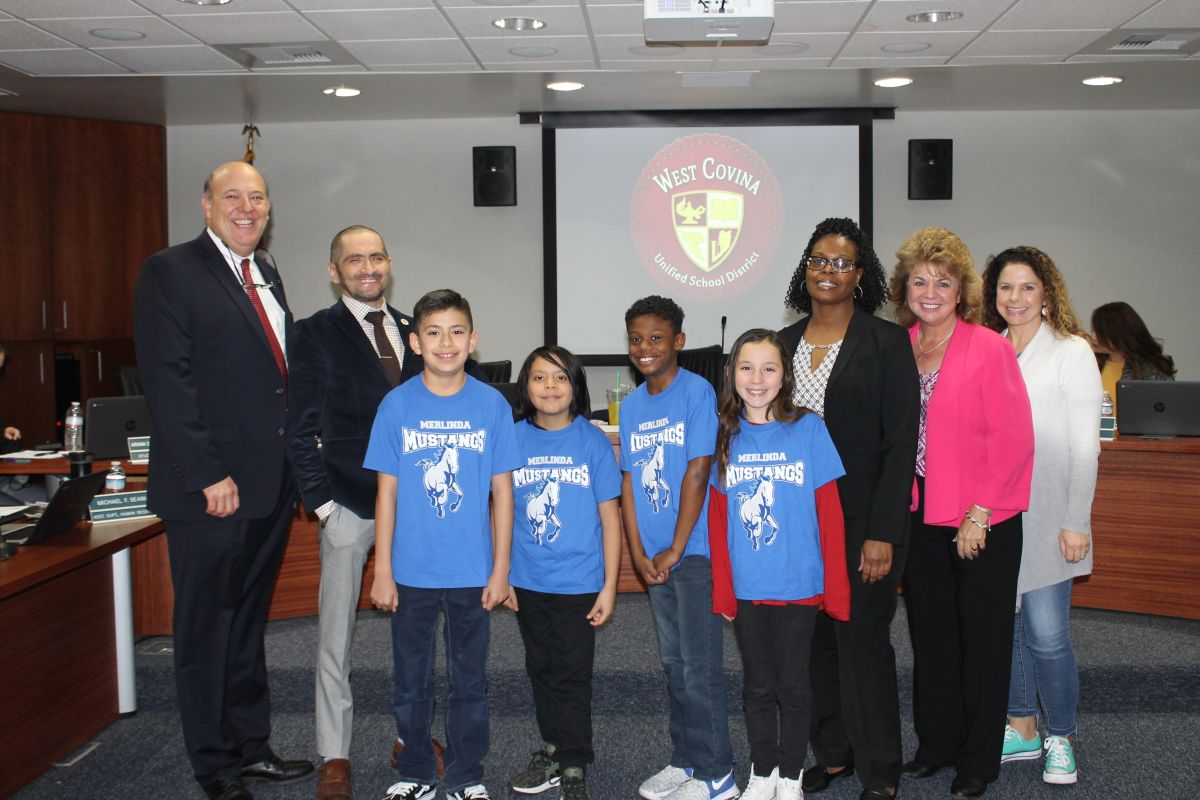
[
  {"xmin": 619, "ymin": 296, "xmax": 736, "ymax": 800},
  {"xmin": 365, "ymin": 289, "xmax": 520, "ymax": 800}
]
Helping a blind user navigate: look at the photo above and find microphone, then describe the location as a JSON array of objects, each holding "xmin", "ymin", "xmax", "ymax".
[{"xmin": 720, "ymin": 315, "xmax": 727, "ymax": 352}]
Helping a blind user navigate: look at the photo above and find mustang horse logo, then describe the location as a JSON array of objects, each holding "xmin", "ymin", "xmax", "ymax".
[
  {"xmin": 525, "ymin": 475, "xmax": 562, "ymax": 546},
  {"xmin": 634, "ymin": 442, "xmax": 671, "ymax": 514},
  {"xmin": 417, "ymin": 442, "xmax": 463, "ymax": 518},
  {"xmin": 737, "ymin": 474, "xmax": 779, "ymax": 550}
]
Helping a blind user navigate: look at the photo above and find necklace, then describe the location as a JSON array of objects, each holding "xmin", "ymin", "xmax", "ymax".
[
  {"xmin": 802, "ymin": 336, "xmax": 843, "ymax": 351},
  {"xmin": 917, "ymin": 326, "xmax": 953, "ymax": 359}
]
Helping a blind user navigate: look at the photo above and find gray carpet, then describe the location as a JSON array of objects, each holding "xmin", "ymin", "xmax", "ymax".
[{"xmin": 16, "ymin": 597, "xmax": 1200, "ymax": 800}]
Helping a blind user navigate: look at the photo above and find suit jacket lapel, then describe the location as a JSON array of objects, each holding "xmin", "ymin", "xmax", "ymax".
[
  {"xmin": 825, "ymin": 308, "xmax": 867, "ymax": 391},
  {"xmin": 332, "ymin": 301, "xmax": 390, "ymax": 380},
  {"xmin": 197, "ymin": 232, "xmax": 276, "ymax": 356}
]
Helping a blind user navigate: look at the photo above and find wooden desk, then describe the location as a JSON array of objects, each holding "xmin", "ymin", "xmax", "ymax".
[
  {"xmin": 0, "ymin": 456, "xmax": 147, "ymax": 476},
  {"xmin": 1072, "ymin": 434, "xmax": 1200, "ymax": 619},
  {"xmin": 0, "ymin": 517, "xmax": 164, "ymax": 799}
]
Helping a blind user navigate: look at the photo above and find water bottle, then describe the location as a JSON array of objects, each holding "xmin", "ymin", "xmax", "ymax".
[
  {"xmin": 1099, "ymin": 392, "xmax": 1116, "ymax": 441},
  {"xmin": 1100, "ymin": 392, "xmax": 1114, "ymax": 418},
  {"xmin": 64, "ymin": 401, "xmax": 84, "ymax": 451},
  {"xmin": 105, "ymin": 461, "xmax": 126, "ymax": 493}
]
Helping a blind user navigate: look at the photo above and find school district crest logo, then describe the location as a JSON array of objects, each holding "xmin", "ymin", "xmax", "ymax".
[
  {"xmin": 672, "ymin": 190, "xmax": 743, "ymax": 272},
  {"xmin": 631, "ymin": 134, "xmax": 783, "ymax": 301}
]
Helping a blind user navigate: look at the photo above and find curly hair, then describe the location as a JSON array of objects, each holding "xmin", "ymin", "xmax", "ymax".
[
  {"xmin": 1091, "ymin": 301, "xmax": 1176, "ymax": 379},
  {"xmin": 889, "ymin": 227, "xmax": 982, "ymax": 326},
  {"xmin": 625, "ymin": 295, "xmax": 684, "ymax": 334},
  {"xmin": 514, "ymin": 345, "xmax": 591, "ymax": 423},
  {"xmin": 784, "ymin": 217, "xmax": 888, "ymax": 314},
  {"xmin": 714, "ymin": 329, "xmax": 807, "ymax": 486},
  {"xmin": 980, "ymin": 246, "xmax": 1084, "ymax": 337}
]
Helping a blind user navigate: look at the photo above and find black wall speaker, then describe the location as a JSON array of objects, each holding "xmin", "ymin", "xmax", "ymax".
[
  {"xmin": 908, "ymin": 139, "xmax": 953, "ymax": 200},
  {"xmin": 473, "ymin": 145, "xmax": 516, "ymax": 207}
]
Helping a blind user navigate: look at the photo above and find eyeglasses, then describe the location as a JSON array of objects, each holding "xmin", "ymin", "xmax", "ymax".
[{"xmin": 802, "ymin": 255, "xmax": 858, "ymax": 273}]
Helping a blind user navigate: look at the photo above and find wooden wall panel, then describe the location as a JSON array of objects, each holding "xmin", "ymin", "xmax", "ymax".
[{"xmin": 0, "ymin": 113, "xmax": 52, "ymax": 342}]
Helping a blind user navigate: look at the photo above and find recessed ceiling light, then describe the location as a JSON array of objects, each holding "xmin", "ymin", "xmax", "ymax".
[
  {"xmin": 752, "ymin": 42, "xmax": 809, "ymax": 56},
  {"xmin": 881, "ymin": 42, "xmax": 932, "ymax": 54},
  {"xmin": 509, "ymin": 45, "xmax": 557, "ymax": 57},
  {"xmin": 546, "ymin": 80, "xmax": 584, "ymax": 92},
  {"xmin": 322, "ymin": 85, "xmax": 361, "ymax": 98},
  {"xmin": 90, "ymin": 28, "xmax": 146, "ymax": 41},
  {"xmin": 1082, "ymin": 75, "xmax": 1123, "ymax": 86},
  {"xmin": 493, "ymin": 17, "xmax": 546, "ymax": 31},
  {"xmin": 176, "ymin": 0, "xmax": 231, "ymax": 5},
  {"xmin": 874, "ymin": 77, "xmax": 914, "ymax": 88},
  {"xmin": 906, "ymin": 11, "xmax": 962, "ymax": 23}
]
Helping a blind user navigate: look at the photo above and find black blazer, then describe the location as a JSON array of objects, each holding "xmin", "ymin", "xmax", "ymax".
[
  {"xmin": 133, "ymin": 231, "xmax": 293, "ymax": 521},
  {"xmin": 286, "ymin": 300, "xmax": 422, "ymax": 520},
  {"xmin": 779, "ymin": 309, "xmax": 919, "ymax": 544}
]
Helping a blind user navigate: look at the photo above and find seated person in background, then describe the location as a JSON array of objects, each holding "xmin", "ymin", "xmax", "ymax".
[{"xmin": 1090, "ymin": 302, "xmax": 1176, "ymax": 411}]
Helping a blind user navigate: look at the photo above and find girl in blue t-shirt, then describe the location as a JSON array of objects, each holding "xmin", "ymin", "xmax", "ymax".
[
  {"xmin": 507, "ymin": 345, "xmax": 622, "ymax": 800},
  {"xmin": 709, "ymin": 328, "xmax": 849, "ymax": 800}
]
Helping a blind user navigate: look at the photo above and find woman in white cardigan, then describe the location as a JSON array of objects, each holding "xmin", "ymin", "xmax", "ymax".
[{"xmin": 981, "ymin": 247, "xmax": 1101, "ymax": 787}]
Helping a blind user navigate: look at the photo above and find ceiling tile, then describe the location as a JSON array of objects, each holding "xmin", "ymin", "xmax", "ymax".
[
  {"xmin": 441, "ymin": 4, "xmax": 587, "ymax": 38},
  {"xmin": 368, "ymin": 62, "xmax": 482, "ymax": 71},
  {"xmin": 0, "ymin": 0, "xmax": 149, "ymax": 18},
  {"xmin": 950, "ymin": 54, "xmax": 1068, "ymax": 65},
  {"xmin": 95, "ymin": 43, "xmax": 243, "ymax": 71},
  {"xmin": 960, "ymin": 29, "xmax": 1109, "ymax": 57},
  {"xmin": 468, "ymin": 33, "xmax": 593, "ymax": 60},
  {"xmin": 0, "ymin": 47, "xmax": 128, "ymax": 74},
  {"xmin": 305, "ymin": 9, "xmax": 456, "ymax": 40},
  {"xmin": 164, "ymin": 11, "xmax": 327, "ymax": 45},
  {"xmin": 0, "ymin": 19, "xmax": 74, "ymax": 49},
  {"xmin": 585, "ymin": 4, "xmax": 643, "ymax": 37},
  {"xmin": 136, "ymin": 0, "xmax": 291, "ymax": 12},
  {"xmin": 1127, "ymin": 0, "xmax": 1200, "ymax": 28},
  {"xmin": 859, "ymin": 0, "xmax": 1014, "ymax": 34},
  {"xmin": 994, "ymin": 0, "xmax": 1160, "ymax": 32},
  {"xmin": 832, "ymin": 55, "xmax": 948, "ymax": 68},
  {"xmin": 772, "ymin": 2, "xmax": 869, "ymax": 34},
  {"xmin": 840, "ymin": 30, "xmax": 975, "ymax": 58},
  {"xmin": 599, "ymin": 58, "xmax": 746, "ymax": 70},
  {"xmin": 35, "ymin": 16, "xmax": 199, "ymax": 48},
  {"xmin": 343, "ymin": 37, "xmax": 476, "ymax": 65},
  {"xmin": 289, "ymin": 0, "xmax": 431, "ymax": 8},
  {"xmin": 1066, "ymin": 53, "xmax": 1187, "ymax": 62}
]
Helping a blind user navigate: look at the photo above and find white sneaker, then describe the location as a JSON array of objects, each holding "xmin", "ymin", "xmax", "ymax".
[
  {"xmin": 640, "ymin": 766, "xmax": 693, "ymax": 800},
  {"xmin": 448, "ymin": 784, "xmax": 491, "ymax": 800},
  {"xmin": 384, "ymin": 781, "xmax": 438, "ymax": 800},
  {"xmin": 775, "ymin": 774, "xmax": 802, "ymax": 800},
  {"xmin": 740, "ymin": 766, "xmax": 778, "ymax": 800},
  {"xmin": 664, "ymin": 771, "xmax": 740, "ymax": 800}
]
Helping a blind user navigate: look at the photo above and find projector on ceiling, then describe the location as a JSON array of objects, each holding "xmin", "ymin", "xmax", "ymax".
[{"xmin": 644, "ymin": 0, "xmax": 774, "ymax": 44}]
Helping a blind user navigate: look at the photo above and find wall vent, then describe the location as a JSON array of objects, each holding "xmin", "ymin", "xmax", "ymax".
[{"xmin": 1078, "ymin": 29, "xmax": 1200, "ymax": 58}]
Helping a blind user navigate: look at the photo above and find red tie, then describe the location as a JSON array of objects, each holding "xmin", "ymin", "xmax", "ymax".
[{"xmin": 240, "ymin": 258, "xmax": 287, "ymax": 384}]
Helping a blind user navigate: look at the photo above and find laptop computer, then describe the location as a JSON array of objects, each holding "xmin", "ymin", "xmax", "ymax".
[
  {"xmin": 85, "ymin": 395, "xmax": 153, "ymax": 459},
  {"xmin": 1, "ymin": 470, "xmax": 107, "ymax": 546},
  {"xmin": 1117, "ymin": 380, "xmax": 1200, "ymax": 437}
]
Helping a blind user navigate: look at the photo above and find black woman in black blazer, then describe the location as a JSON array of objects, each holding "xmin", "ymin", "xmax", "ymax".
[{"xmin": 778, "ymin": 218, "xmax": 919, "ymax": 799}]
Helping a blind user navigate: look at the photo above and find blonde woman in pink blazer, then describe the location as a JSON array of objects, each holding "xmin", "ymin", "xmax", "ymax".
[{"xmin": 887, "ymin": 228, "xmax": 1034, "ymax": 800}]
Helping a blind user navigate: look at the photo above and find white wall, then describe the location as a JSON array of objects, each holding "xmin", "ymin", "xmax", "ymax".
[
  {"xmin": 167, "ymin": 118, "xmax": 544, "ymax": 364},
  {"xmin": 168, "ymin": 109, "xmax": 1200, "ymax": 382},
  {"xmin": 873, "ymin": 109, "xmax": 1200, "ymax": 379}
]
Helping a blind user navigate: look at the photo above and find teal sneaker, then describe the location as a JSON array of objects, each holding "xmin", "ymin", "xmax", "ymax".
[
  {"xmin": 1001, "ymin": 724, "xmax": 1041, "ymax": 763},
  {"xmin": 1043, "ymin": 735, "xmax": 1078, "ymax": 785}
]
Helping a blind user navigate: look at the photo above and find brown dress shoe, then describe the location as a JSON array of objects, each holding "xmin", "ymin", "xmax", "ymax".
[
  {"xmin": 391, "ymin": 739, "xmax": 446, "ymax": 778},
  {"xmin": 317, "ymin": 760, "xmax": 352, "ymax": 800}
]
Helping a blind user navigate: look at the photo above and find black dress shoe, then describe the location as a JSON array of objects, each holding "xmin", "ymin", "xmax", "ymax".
[
  {"xmin": 899, "ymin": 759, "xmax": 943, "ymax": 780},
  {"xmin": 240, "ymin": 752, "xmax": 315, "ymax": 783},
  {"xmin": 203, "ymin": 777, "xmax": 253, "ymax": 800},
  {"xmin": 802, "ymin": 762, "xmax": 855, "ymax": 793},
  {"xmin": 949, "ymin": 775, "xmax": 987, "ymax": 798},
  {"xmin": 860, "ymin": 790, "xmax": 897, "ymax": 800}
]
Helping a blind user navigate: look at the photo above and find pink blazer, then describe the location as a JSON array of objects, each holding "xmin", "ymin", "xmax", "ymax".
[{"xmin": 911, "ymin": 320, "xmax": 1034, "ymax": 527}]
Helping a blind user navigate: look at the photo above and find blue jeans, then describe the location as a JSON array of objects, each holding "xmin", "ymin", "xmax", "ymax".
[
  {"xmin": 391, "ymin": 585, "xmax": 489, "ymax": 791},
  {"xmin": 646, "ymin": 556, "xmax": 733, "ymax": 781},
  {"xmin": 1008, "ymin": 579, "xmax": 1078, "ymax": 737}
]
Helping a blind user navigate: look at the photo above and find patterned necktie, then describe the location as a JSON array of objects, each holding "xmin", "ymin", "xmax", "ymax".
[
  {"xmin": 365, "ymin": 310, "xmax": 402, "ymax": 387},
  {"xmin": 239, "ymin": 258, "xmax": 287, "ymax": 383}
]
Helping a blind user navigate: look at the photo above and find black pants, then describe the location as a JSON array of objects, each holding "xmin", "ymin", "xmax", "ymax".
[
  {"xmin": 808, "ymin": 518, "xmax": 907, "ymax": 791},
  {"xmin": 903, "ymin": 478, "xmax": 1022, "ymax": 784},
  {"xmin": 514, "ymin": 587, "xmax": 598, "ymax": 770},
  {"xmin": 733, "ymin": 602, "xmax": 818, "ymax": 780},
  {"xmin": 166, "ymin": 479, "xmax": 296, "ymax": 784}
]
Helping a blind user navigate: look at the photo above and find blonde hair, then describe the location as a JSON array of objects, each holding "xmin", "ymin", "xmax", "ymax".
[{"xmin": 889, "ymin": 227, "xmax": 982, "ymax": 326}]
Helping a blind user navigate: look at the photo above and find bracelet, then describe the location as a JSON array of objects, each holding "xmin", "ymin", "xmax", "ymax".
[
  {"xmin": 972, "ymin": 504, "xmax": 992, "ymax": 517},
  {"xmin": 965, "ymin": 513, "xmax": 991, "ymax": 531}
]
